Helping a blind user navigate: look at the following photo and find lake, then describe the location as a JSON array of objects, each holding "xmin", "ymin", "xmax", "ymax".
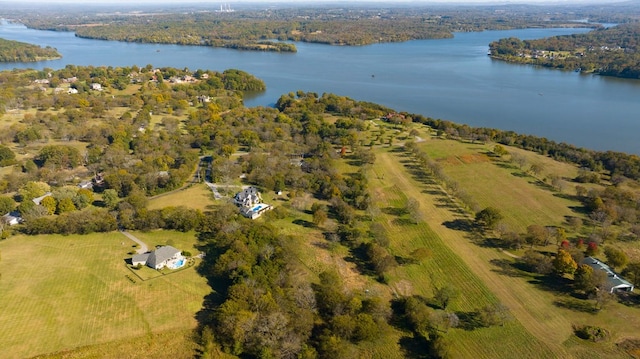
[{"xmin": 1, "ymin": 21, "xmax": 639, "ymax": 154}]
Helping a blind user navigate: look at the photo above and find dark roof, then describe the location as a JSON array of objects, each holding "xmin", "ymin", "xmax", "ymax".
[
  {"xmin": 235, "ymin": 187, "xmax": 259, "ymax": 201},
  {"xmin": 581, "ymin": 256, "xmax": 634, "ymax": 290}
]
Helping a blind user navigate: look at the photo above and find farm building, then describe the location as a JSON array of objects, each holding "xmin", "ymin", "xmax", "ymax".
[{"xmin": 581, "ymin": 257, "xmax": 634, "ymax": 293}]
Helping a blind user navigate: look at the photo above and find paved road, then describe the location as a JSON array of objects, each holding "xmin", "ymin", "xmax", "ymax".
[{"xmin": 120, "ymin": 230, "xmax": 149, "ymax": 254}]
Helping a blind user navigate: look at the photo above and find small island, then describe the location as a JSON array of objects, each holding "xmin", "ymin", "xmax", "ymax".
[{"xmin": 0, "ymin": 37, "xmax": 61, "ymax": 62}]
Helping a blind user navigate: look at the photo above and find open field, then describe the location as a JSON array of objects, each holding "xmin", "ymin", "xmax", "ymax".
[
  {"xmin": 371, "ymin": 151, "xmax": 556, "ymax": 358},
  {"xmin": 418, "ymin": 139, "xmax": 579, "ymax": 232},
  {"xmin": 0, "ymin": 231, "xmax": 208, "ymax": 359},
  {"xmin": 374, "ymin": 140, "xmax": 640, "ymax": 358},
  {"xmin": 147, "ymin": 183, "xmax": 215, "ymax": 211}
]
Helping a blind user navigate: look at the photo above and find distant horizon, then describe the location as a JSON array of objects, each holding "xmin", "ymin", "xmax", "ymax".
[{"xmin": 0, "ymin": 0, "xmax": 630, "ymax": 4}]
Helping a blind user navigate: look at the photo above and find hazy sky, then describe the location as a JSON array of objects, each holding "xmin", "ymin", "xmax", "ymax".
[{"xmin": 0, "ymin": 0, "xmax": 626, "ymax": 3}]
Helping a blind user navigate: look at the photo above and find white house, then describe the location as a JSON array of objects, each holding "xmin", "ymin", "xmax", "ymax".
[
  {"xmin": 32, "ymin": 192, "xmax": 53, "ymax": 206},
  {"xmin": 233, "ymin": 187, "xmax": 272, "ymax": 219},
  {"xmin": 2, "ymin": 212, "xmax": 22, "ymax": 226},
  {"xmin": 132, "ymin": 245, "xmax": 182, "ymax": 270},
  {"xmin": 90, "ymin": 83, "xmax": 102, "ymax": 91},
  {"xmin": 233, "ymin": 187, "xmax": 262, "ymax": 208},
  {"xmin": 581, "ymin": 257, "xmax": 635, "ymax": 293}
]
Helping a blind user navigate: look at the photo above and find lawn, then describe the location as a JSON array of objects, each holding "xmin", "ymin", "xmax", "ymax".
[
  {"xmin": 147, "ymin": 183, "xmax": 215, "ymax": 211},
  {"xmin": 0, "ymin": 231, "xmax": 209, "ymax": 359}
]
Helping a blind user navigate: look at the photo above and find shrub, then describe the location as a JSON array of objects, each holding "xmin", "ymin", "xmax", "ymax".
[{"xmin": 573, "ymin": 324, "xmax": 609, "ymax": 342}]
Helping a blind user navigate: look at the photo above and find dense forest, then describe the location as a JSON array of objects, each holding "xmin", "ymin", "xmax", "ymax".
[
  {"xmin": 489, "ymin": 23, "xmax": 640, "ymax": 79},
  {"xmin": 0, "ymin": 38, "xmax": 60, "ymax": 62}
]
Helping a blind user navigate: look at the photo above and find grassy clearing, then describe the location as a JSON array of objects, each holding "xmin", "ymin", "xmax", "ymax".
[
  {"xmin": 32, "ymin": 329, "xmax": 201, "ymax": 359},
  {"xmin": 147, "ymin": 183, "xmax": 215, "ymax": 211},
  {"xmin": 0, "ymin": 231, "xmax": 208, "ymax": 359}
]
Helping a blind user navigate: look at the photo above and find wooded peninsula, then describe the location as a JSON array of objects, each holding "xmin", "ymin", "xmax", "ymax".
[
  {"xmin": 0, "ymin": 37, "xmax": 60, "ymax": 62},
  {"xmin": 489, "ymin": 23, "xmax": 640, "ymax": 79}
]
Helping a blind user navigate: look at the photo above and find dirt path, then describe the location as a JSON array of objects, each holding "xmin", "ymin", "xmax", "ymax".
[
  {"xmin": 377, "ymin": 151, "xmax": 571, "ymax": 357},
  {"xmin": 120, "ymin": 231, "xmax": 149, "ymax": 254}
]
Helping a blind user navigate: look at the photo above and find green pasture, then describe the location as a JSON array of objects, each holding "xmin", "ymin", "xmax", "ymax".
[{"xmin": 0, "ymin": 231, "xmax": 208, "ymax": 359}]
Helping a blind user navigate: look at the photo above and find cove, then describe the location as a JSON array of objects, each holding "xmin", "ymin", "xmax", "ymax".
[{"xmin": 1, "ymin": 21, "xmax": 639, "ymax": 154}]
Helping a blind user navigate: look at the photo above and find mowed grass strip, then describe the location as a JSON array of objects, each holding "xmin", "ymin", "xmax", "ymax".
[
  {"xmin": 375, "ymin": 150, "xmax": 562, "ymax": 358},
  {"xmin": 373, "ymin": 180, "xmax": 552, "ymax": 358},
  {"xmin": 0, "ymin": 231, "xmax": 209, "ymax": 359},
  {"xmin": 378, "ymin": 144, "xmax": 639, "ymax": 358}
]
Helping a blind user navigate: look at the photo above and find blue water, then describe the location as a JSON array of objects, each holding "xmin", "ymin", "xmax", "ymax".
[{"xmin": 1, "ymin": 21, "xmax": 639, "ymax": 153}]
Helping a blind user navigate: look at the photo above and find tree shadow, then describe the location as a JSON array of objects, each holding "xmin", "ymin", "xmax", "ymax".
[
  {"xmin": 618, "ymin": 291, "xmax": 640, "ymax": 308},
  {"xmin": 393, "ymin": 217, "xmax": 417, "ymax": 226},
  {"xmin": 494, "ymin": 161, "xmax": 517, "ymax": 170},
  {"xmin": 292, "ymin": 218, "xmax": 315, "ymax": 228},
  {"xmin": 553, "ymin": 297, "xmax": 598, "ymax": 314},
  {"xmin": 528, "ymin": 274, "xmax": 574, "ymax": 295},
  {"xmin": 398, "ymin": 335, "xmax": 431, "ymax": 359},
  {"xmin": 489, "ymin": 258, "xmax": 529, "ymax": 278},
  {"xmin": 382, "ymin": 206, "xmax": 406, "ymax": 216},
  {"xmin": 442, "ymin": 218, "xmax": 475, "ymax": 232},
  {"xmin": 456, "ymin": 310, "xmax": 485, "ymax": 331}
]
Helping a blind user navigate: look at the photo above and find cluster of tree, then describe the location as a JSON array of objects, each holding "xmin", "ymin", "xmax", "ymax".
[
  {"xmin": 0, "ymin": 38, "xmax": 60, "ymax": 62},
  {"xmin": 489, "ymin": 23, "xmax": 640, "ymax": 79},
  {"xmin": 196, "ymin": 212, "xmax": 391, "ymax": 358},
  {"xmin": 12, "ymin": 5, "xmax": 603, "ymax": 51}
]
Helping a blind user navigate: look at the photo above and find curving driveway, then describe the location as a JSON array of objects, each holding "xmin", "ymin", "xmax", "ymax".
[{"xmin": 120, "ymin": 230, "xmax": 149, "ymax": 254}]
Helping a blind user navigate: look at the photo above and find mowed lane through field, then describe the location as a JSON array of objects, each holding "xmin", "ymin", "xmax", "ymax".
[{"xmin": 377, "ymin": 151, "xmax": 573, "ymax": 357}]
